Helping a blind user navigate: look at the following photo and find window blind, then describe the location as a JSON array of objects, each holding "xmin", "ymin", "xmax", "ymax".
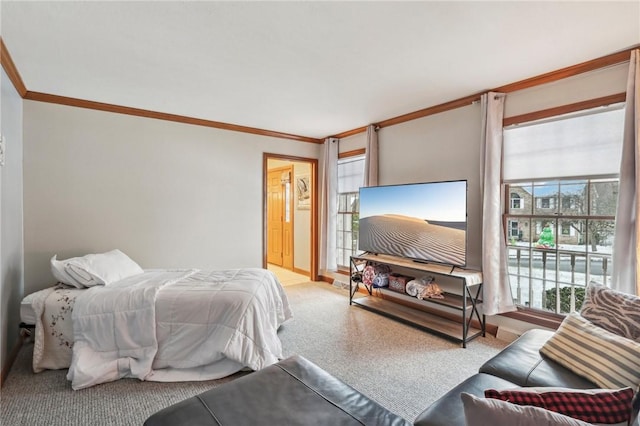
[
  {"xmin": 503, "ymin": 105, "xmax": 624, "ymax": 181},
  {"xmin": 338, "ymin": 156, "xmax": 365, "ymax": 193}
]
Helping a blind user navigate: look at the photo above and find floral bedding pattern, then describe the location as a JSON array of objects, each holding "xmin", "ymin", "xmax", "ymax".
[
  {"xmin": 49, "ymin": 286, "xmax": 76, "ymax": 348},
  {"xmin": 32, "ymin": 284, "xmax": 84, "ymax": 372}
]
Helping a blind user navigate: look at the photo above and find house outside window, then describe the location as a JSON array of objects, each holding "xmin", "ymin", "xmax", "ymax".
[
  {"xmin": 503, "ymin": 104, "xmax": 624, "ymax": 315},
  {"xmin": 336, "ymin": 155, "xmax": 365, "ymax": 268},
  {"xmin": 506, "ymin": 179, "xmax": 618, "ymax": 313}
]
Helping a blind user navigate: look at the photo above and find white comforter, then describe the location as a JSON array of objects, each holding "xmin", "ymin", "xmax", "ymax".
[{"xmin": 65, "ymin": 268, "xmax": 292, "ymax": 390}]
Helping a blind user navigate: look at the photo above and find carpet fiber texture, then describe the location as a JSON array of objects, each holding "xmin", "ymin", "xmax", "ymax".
[{"xmin": 1, "ymin": 281, "xmax": 507, "ymax": 425}]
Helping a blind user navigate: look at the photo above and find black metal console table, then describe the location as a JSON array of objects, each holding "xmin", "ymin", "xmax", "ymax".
[{"xmin": 349, "ymin": 253, "xmax": 485, "ymax": 348}]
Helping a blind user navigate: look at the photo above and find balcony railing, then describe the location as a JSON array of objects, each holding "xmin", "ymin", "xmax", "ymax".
[{"xmin": 508, "ymin": 246, "xmax": 610, "ymax": 314}]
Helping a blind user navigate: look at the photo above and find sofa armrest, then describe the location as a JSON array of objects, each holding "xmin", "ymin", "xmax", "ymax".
[
  {"xmin": 413, "ymin": 373, "xmax": 516, "ymax": 426},
  {"xmin": 478, "ymin": 329, "xmax": 597, "ymax": 388}
]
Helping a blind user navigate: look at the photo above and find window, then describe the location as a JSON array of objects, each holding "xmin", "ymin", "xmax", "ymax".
[
  {"xmin": 503, "ymin": 104, "xmax": 624, "ymax": 315},
  {"xmin": 336, "ymin": 155, "xmax": 365, "ymax": 268},
  {"xmin": 536, "ymin": 197, "xmax": 555, "ymax": 209},
  {"xmin": 510, "ymin": 193, "xmax": 522, "ymax": 209},
  {"xmin": 562, "ymin": 196, "xmax": 575, "ymax": 210},
  {"xmin": 509, "ymin": 220, "xmax": 519, "ymax": 238}
]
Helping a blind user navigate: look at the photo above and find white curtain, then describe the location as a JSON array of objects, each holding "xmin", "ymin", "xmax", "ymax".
[
  {"xmin": 480, "ymin": 91, "xmax": 516, "ymax": 315},
  {"xmin": 612, "ymin": 49, "xmax": 640, "ymax": 296},
  {"xmin": 320, "ymin": 137, "xmax": 339, "ymax": 273},
  {"xmin": 363, "ymin": 124, "xmax": 379, "ymax": 187}
]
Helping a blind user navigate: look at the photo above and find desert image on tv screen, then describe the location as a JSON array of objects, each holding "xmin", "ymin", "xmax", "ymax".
[{"xmin": 358, "ymin": 181, "xmax": 467, "ymax": 266}]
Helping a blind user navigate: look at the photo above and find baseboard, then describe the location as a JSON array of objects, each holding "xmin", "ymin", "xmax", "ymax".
[
  {"xmin": 1, "ymin": 334, "xmax": 25, "ymax": 388},
  {"xmin": 318, "ymin": 275, "xmax": 334, "ymax": 284},
  {"xmin": 293, "ymin": 267, "xmax": 310, "ymax": 276}
]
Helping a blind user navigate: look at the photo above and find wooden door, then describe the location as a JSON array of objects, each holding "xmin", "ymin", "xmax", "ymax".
[
  {"xmin": 267, "ymin": 166, "xmax": 294, "ymax": 268},
  {"xmin": 267, "ymin": 168, "xmax": 284, "ymax": 265}
]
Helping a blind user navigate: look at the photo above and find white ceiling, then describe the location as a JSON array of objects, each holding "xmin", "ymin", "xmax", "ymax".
[{"xmin": 2, "ymin": 1, "xmax": 639, "ymax": 140}]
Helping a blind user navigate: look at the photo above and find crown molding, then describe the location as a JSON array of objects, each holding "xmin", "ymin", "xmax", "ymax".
[
  {"xmin": 331, "ymin": 45, "xmax": 638, "ymax": 139},
  {"xmin": 2, "ymin": 35, "xmax": 637, "ymax": 144},
  {"xmin": 0, "ymin": 38, "xmax": 28, "ymax": 97},
  {"xmin": 23, "ymin": 91, "xmax": 323, "ymax": 144},
  {"xmin": 0, "ymin": 37, "xmax": 323, "ymax": 144},
  {"xmin": 494, "ymin": 49, "xmax": 633, "ymax": 94}
]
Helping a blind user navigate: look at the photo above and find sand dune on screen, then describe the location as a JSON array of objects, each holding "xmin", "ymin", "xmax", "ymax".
[{"xmin": 359, "ymin": 214, "xmax": 466, "ymax": 265}]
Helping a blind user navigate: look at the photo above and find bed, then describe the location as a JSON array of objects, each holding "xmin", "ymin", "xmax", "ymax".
[{"xmin": 20, "ymin": 250, "xmax": 293, "ymax": 390}]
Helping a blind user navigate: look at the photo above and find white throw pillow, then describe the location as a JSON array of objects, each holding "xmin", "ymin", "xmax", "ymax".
[
  {"xmin": 64, "ymin": 249, "xmax": 144, "ymax": 286},
  {"xmin": 540, "ymin": 313, "xmax": 640, "ymax": 390}
]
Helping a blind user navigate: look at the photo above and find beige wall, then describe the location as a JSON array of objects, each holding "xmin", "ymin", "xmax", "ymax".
[
  {"xmin": 293, "ymin": 162, "xmax": 312, "ymax": 272},
  {"xmin": 1, "ymin": 69, "xmax": 25, "ymax": 370},
  {"xmin": 378, "ymin": 104, "xmax": 483, "ymax": 269},
  {"xmin": 504, "ymin": 63, "xmax": 629, "ymax": 119},
  {"xmin": 23, "ymin": 101, "xmax": 321, "ymax": 295},
  {"xmin": 338, "ymin": 132, "xmax": 366, "ymax": 154}
]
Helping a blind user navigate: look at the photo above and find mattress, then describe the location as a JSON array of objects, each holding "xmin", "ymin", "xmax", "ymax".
[
  {"xmin": 21, "ymin": 285, "xmax": 83, "ymax": 325},
  {"xmin": 20, "ymin": 288, "xmax": 53, "ymax": 325}
]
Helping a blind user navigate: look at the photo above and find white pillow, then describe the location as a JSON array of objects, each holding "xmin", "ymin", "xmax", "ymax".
[
  {"xmin": 461, "ymin": 392, "xmax": 593, "ymax": 426},
  {"xmin": 50, "ymin": 255, "xmax": 86, "ymax": 288},
  {"xmin": 64, "ymin": 249, "xmax": 144, "ymax": 286}
]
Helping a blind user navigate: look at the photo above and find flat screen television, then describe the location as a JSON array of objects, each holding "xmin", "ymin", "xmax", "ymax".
[{"xmin": 358, "ymin": 180, "xmax": 468, "ymax": 267}]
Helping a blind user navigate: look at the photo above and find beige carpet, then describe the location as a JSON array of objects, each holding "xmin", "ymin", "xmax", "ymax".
[{"xmin": 1, "ymin": 282, "xmax": 507, "ymax": 425}]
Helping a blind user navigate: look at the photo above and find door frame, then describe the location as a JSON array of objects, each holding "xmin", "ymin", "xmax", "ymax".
[{"xmin": 263, "ymin": 153, "xmax": 319, "ymax": 281}]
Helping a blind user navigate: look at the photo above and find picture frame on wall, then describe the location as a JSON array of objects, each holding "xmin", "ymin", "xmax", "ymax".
[{"xmin": 296, "ymin": 174, "xmax": 310, "ymax": 210}]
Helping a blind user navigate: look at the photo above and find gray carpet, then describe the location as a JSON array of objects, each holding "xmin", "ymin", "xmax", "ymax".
[{"xmin": 1, "ymin": 282, "xmax": 507, "ymax": 425}]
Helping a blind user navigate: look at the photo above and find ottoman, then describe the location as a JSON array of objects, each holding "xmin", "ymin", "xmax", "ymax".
[{"xmin": 144, "ymin": 355, "xmax": 410, "ymax": 426}]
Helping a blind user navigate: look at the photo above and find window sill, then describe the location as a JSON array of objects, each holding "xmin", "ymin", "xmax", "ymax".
[{"xmin": 500, "ymin": 308, "xmax": 564, "ymax": 330}]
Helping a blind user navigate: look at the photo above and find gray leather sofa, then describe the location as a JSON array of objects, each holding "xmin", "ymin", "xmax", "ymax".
[
  {"xmin": 145, "ymin": 329, "xmax": 637, "ymax": 426},
  {"xmin": 414, "ymin": 328, "xmax": 598, "ymax": 425}
]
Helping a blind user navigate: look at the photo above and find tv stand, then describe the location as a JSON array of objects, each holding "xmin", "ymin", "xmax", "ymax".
[
  {"xmin": 412, "ymin": 258, "xmax": 456, "ymax": 274},
  {"xmin": 349, "ymin": 253, "xmax": 484, "ymax": 348}
]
